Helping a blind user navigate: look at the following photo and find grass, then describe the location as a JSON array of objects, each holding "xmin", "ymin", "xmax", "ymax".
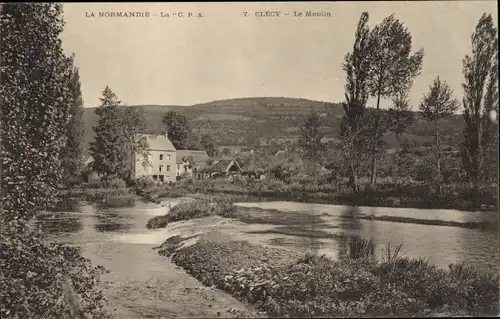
[
  {"xmin": 146, "ymin": 199, "xmax": 237, "ymax": 229},
  {"xmin": 160, "ymin": 235, "xmax": 499, "ymax": 318}
]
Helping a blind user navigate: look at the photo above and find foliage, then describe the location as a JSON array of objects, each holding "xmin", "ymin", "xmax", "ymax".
[
  {"xmin": 340, "ymin": 12, "xmax": 373, "ymax": 192},
  {"xmin": 366, "ymin": 14, "xmax": 424, "ymax": 186},
  {"xmin": 0, "ymin": 224, "xmax": 110, "ymax": 318},
  {"xmin": 107, "ymin": 177, "xmax": 127, "ymax": 189},
  {"xmin": 146, "ymin": 199, "xmax": 237, "ymax": 229},
  {"xmin": 61, "ymin": 54, "xmax": 85, "ymax": 185},
  {"xmin": 0, "ymin": 3, "xmax": 109, "ymax": 318},
  {"xmin": 200, "ymin": 133, "xmax": 218, "ymax": 157},
  {"xmin": 89, "ymin": 86, "xmax": 129, "ymax": 182},
  {"xmin": 419, "ymin": 76, "xmax": 460, "ymax": 122},
  {"xmin": 461, "ymin": 13, "xmax": 499, "ymax": 186},
  {"xmin": 419, "ymin": 76, "xmax": 460, "ymax": 190},
  {"xmin": 162, "ymin": 111, "xmax": 191, "ymax": 150},
  {"xmin": 298, "ymin": 110, "xmax": 326, "ymax": 162},
  {"xmin": 120, "ymin": 106, "xmax": 150, "ymax": 181},
  {"xmin": 387, "ymin": 91, "xmax": 414, "ymax": 148},
  {"xmin": 166, "ymin": 237, "xmax": 498, "ymax": 318}
]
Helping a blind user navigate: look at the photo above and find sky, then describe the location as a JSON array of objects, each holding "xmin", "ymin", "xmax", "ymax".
[{"xmin": 61, "ymin": 1, "xmax": 498, "ymax": 110}]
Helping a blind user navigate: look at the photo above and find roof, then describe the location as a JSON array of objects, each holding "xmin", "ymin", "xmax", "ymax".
[
  {"xmin": 206, "ymin": 159, "xmax": 243, "ymax": 173},
  {"xmin": 137, "ymin": 134, "xmax": 176, "ymax": 151},
  {"xmin": 176, "ymin": 150, "xmax": 209, "ymax": 164}
]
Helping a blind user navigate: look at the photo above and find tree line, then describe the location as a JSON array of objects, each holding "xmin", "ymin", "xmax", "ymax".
[{"xmin": 297, "ymin": 12, "xmax": 498, "ymax": 196}]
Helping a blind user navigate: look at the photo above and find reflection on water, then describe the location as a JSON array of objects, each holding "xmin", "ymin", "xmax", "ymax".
[
  {"xmin": 33, "ymin": 198, "xmax": 499, "ymax": 280},
  {"xmin": 94, "ymin": 210, "xmax": 134, "ymax": 233},
  {"xmin": 35, "ymin": 211, "xmax": 83, "ymax": 235},
  {"xmin": 236, "ymin": 201, "xmax": 499, "ymax": 274}
]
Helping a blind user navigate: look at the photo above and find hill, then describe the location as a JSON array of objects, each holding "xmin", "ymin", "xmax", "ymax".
[{"xmin": 82, "ymin": 97, "xmax": 465, "ymax": 156}]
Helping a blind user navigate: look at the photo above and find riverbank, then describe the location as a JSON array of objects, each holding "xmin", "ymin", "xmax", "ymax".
[
  {"xmin": 98, "ymin": 257, "xmax": 262, "ymax": 318},
  {"xmin": 60, "ymin": 187, "xmax": 137, "ymax": 204},
  {"xmin": 157, "ymin": 231, "xmax": 499, "ymax": 318},
  {"xmin": 146, "ymin": 194, "xmax": 497, "ymax": 231},
  {"xmin": 146, "ymin": 199, "xmax": 499, "ymax": 317},
  {"xmin": 140, "ymin": 178, "xmax": 498, "ymax": 213}
]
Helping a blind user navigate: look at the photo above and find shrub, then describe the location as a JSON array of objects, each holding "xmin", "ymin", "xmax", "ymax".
[
  {"xmin": 146, "ymin": 200, "xmax": 239, "ymax": 228},
  {"xmin": 213, "ymin": 201, "xmax": 237, "ymax": 218},
  {"xmin": 348, "ymin": 237, "xmax": 375, "ymax": 260},
  {"xmin": 107, "ymin": 177, "xmax": 127, "ymax": 189},
  {"xmin": 87, "ymin": 179, "xmax": 104, "ymax": 189},
  {"xmin": 133, "ymin": 176, "xmax": 156, "ymax": 195},
  {"xmin": 0, "ymin": 223, "xmax": 110, "ymax": 318},
  {"xmin": 164, "ymin": 237, "xmax": 499, "ymax": 318}
]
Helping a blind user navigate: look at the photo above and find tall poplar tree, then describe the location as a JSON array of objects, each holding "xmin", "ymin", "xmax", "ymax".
[
  {"xmin": 367, "ymin": 14, "xmax": 424, "ymax": 186},
  {"xmin": 340, "ymin": 12, "xmax": 373, "ymax": 192},
  {"xmin": 61, "ymin": 54, "xmax": 85, "ymax": 184},
  {"xmin": 461, "ymin": 13, "xmax": 499, "ymax": 187}
]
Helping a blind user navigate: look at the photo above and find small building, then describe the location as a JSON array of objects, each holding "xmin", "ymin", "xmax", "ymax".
[
  {"xmin": 176, "ymin": 150, "xmax": 210, "ymax": 179},
  {"xmin": 197, "ymin": 159, "xmax": 243, "ymax": 180},
  {"xmin": 133, "ymin": 134, "xmax": 177, "ymax": 183}
]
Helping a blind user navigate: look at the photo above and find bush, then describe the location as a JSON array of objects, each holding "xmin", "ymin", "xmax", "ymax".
[
  {"xmin": 163, "ymin": 237, "xmax": 499, "ymax": 318},
  {"xmin": 87, "ymin": 179, "xmax": 104, "ymax": 189},
  {"xmin": 107, "ymin": 177, "xmax": 127, "ymax": 189},
  {"xmin": 133, "ymin": 176, "xmax": 156, "ymax": 195},
  {"xmin": 0, "ymin": 223, "xmax": 110, "ymax": 318},
  {"xmin": 146, "ymin": 200, "xmax": 238, "ymax": 228}
]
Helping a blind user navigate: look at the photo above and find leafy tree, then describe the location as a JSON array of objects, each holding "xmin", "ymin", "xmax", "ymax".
[
  {"xmin": 120, "ymin": 106, "xmax": 149, "ymax": 181},
  {"xmin": 0, "ymin": 3, "xmax": 108, "ymax": 318},
  {"xmin": 245, "ymin": 118, "xmax": 263, "ymax": 148},
  {"xmin": 419, "ymin": 76, "xmax": 460, "ymax": 193},
  {"xmin": 340, "ymin": 12, "xmax": 372, "ymax": 192},
  {"xmin": 162, "ymin": 111, "xmax": 191, "ymax": 150},
  {"xmin": 367, "ymin": 14, "xmax": 424, "ymax": 186},
  {"xmin": 461, "ymin": 13, "xmax": 499, "ymax": 187},
  {"xmin": 298, "ymin": 111, "xmax": 326, "ymax": 162},
  {"xmin": 387, "ymin": 90, "xmax": 414, "ymax": 183},
  {"xmin": 200, "ymin": 133, "xmax": 218, "ymax": 156},
  {"xmin": 61, "ymin": 54, "xmax": 85, "ymax": 185},
  {"xmin": 89, "ymin": 86, "xmax": 129, "ymax": 182}
]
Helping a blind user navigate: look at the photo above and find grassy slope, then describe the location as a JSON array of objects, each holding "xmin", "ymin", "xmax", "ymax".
[{"xmin": 82, "ymin": 97, "xmax": 464, "ymax": 156}]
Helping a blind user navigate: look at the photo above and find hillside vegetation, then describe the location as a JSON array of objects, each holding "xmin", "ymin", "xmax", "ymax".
[{"xmin": 82, "ymin": 97, "xmax": 464, "ymax": 155}]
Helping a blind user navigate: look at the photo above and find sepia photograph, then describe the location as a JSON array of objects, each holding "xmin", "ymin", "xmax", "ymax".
[{"xmin": 0, "ymin": 1, "xmax": 498, "ymax": 318}]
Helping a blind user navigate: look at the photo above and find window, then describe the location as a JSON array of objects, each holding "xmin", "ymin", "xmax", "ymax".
[
  {"xmin": 159, "ymin": 165, "xmax": 163, "ymax": 172},
  {"xmin": 167, "ymin": 154, "xmax": 171, "ymax": 160},
  {"xmin": 159, "ymin": 175, "xmax": 164, "ymax": 182},
  {"xmin": 152, "ymin": 175, "xmax": 158, "ymax": 181},
  {"xmin": 167, "ymin": 165, "xmax": 171, "ymax": 172},
  {"xmin": 160, "ymin": 154, "xmax": 163, "ymax": 160}
]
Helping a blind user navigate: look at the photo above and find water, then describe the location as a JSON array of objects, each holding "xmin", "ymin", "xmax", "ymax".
[
  {"xmin": 235, "ymin": 201, "xmax": 500, "ymax": 275},
  {"xmin": 34, "ymin": 199, "xmax": 499, "ymax": 286}
]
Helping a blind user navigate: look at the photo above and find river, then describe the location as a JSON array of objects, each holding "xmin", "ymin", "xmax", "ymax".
[{"xmin": 33, "ymin": 198, "xmax": 499, "ymax": 311}]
